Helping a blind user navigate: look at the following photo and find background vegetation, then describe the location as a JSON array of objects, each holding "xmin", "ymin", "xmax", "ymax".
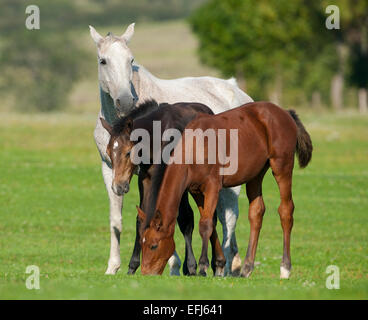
[
  {"xmin": 190, "ymin": 0, "xmax": 368, "ymax": 111},
  {"xmin": 0, "ymin": 1, "xmax": 367, "ymax": 112},
  {"xmin": 0, "ymin": 0, "xmax": 206, "ymax": 111}
]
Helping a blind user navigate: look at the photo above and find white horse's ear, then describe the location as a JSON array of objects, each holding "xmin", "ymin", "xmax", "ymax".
[
  {"xmin": 89, "ymin": 25, "xmax": 103, "ymax": 44},
  {"xmin": 121, "ymin": 23, "xmax": 135, "ymax": 43}
]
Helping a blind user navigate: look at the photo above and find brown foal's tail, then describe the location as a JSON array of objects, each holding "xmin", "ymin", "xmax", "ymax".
[{"xmin": 288, "ymin": 110, "xmax": 313, "ymax": 168}]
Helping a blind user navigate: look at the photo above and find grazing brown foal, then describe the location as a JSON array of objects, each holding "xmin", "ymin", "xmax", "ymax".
[{"xmin": 139, "ymin": 101, "xmax": 312, "ymax": 278}]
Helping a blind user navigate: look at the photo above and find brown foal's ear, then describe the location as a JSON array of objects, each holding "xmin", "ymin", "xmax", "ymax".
[
  {"xmin": 136, "ymin": 205, "xmax": 146, "ymax": 223},
  {"xmin": 151, "ymin": 210, "xmax": 163, "ymax": 231},
  {"xmin": 124, "ymin": 118, "xmax": 133, "ymax": 134},
  {"xmin": 100, "ymin": 117, "xmax": 113, "ymax": 135}
]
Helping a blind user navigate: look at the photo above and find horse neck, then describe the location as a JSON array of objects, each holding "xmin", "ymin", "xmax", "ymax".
[
  {"xmin": 132, "ymin": 64, "xmax": 161, "ymax": 104},
  {"xmin": 155, "ymin": 164, "xmax": 189, "ymax": 231},
  {"xmin": 99, "ymin": 87, "xmax": 119, "ymax": 124},
  {"xmin": 140, "ymin": 164, "xmax": 167, "ymax": 221}
]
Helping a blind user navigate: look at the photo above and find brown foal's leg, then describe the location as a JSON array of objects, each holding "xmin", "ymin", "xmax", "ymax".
[
  {"xmin": 192, "ymin": 183, "xmax": 223, "ymax": 276},
  {"xmin": 270, "ymin": 157, "xmax": 295, "ymax": 279},
  {"xmin": 209, "ymin": 213, "xmax": 226, "ymax": 277},
  {"xmin": 240, "ymin": 166, "xmax": 268, "ymax": 278}
]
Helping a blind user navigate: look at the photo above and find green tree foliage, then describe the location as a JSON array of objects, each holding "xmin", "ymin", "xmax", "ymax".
[{"xmin": 189, "ymin": 0, "xmax": 367, "ymax": 106}]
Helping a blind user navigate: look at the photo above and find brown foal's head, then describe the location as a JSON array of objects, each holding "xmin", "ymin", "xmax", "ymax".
[
  {"xmin": 100, "ymin": 117, "xmax": 136, "ymax": 196},
  {"xmin": 137, "ymin": 207, "xmax": 175, "ymax": 275}
]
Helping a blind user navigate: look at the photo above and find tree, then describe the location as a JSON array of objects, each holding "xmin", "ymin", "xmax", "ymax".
[
  {"xmin": 332, "ymin": 0, "xmax": 368, "ymax": 113},
  {"xmin": 189, "ymin": 0, "xmax": 368, "ymax": 111},
  {"xmin": 189, "ymin": 1, "xmax": 332, "ymax": 102},
  {"xmin": 350, "ymin": 41, "xmax": 368, "ymax": 113},
  {"xmin": 320, "ymin": 0, "xmax": 368, "ymax": 112}
]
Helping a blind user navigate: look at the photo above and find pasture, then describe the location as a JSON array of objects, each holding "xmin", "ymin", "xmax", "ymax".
[{"xmin": 0, "ymin": 110, "xmax": 367, "ymax": 299}]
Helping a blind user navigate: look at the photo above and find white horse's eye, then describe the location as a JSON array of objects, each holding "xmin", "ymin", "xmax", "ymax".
[
  {"xmin": 131, "ymin": 58, "xmax": 134, "ymax": 64},
  {"xmin": 99, "ymin": 58, "xmax": 106, "ymax": 65}
]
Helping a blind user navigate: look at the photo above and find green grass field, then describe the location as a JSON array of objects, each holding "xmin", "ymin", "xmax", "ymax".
[{"xmin": 0, "ymin": 110, "xmax": 367, "ymax": 300}]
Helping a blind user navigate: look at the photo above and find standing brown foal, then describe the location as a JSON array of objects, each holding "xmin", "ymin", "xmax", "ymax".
[{"xmin": 138, "ymin": 102, "xmax": 312, "ymax": 278}]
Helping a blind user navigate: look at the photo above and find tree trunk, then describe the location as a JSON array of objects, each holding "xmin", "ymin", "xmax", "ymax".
[
  {"xmin": 358, "ymin": 88, "xmax": 368, "ymax": 114},
  {"xmin": 312, "ymin": 91, "xmax": 322, "ymax": 109},
  {"xmin": 330, "ymin": 74, "xmax": 344, "ymax": 110},
  {"xmin": 236, "ymin": 68, "xmax": 246, "ymax": 92},
  {"xmin": 269, "ymin": 75, "xmax": 282, "ymax": 106},
  {"xmin": 330, "ymin": 43, "xmax": 347, "ymax": 110}
]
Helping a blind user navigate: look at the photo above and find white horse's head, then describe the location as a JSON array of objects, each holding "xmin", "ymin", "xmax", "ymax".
[{"xmin": 89, "ymin": 23, "xmax": 137, "ymax": 114}]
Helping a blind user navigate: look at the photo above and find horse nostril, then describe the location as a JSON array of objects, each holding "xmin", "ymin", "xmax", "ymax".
[
  {"xmin": 117, "ymin": 185, "xmax": 124, "ymax": 195},
  {"xmin": 112, "ymin": 183, "xmax": 124, "ymax": 196},
  {"xmin": 123, "ymin": 182, "xmax": 130, "ymax": 193}
]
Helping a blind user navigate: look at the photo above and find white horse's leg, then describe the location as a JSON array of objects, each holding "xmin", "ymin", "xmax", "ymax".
[
  {"xmin": 168, "ymin": 251, "xmax": 181, "ymax": 276},
  {"xmin": 216, "ymin": 186, "xmax": 241, "ymax": 276},
  {"xmin": 102, "ymin": 161, "xmax": 123, "ymax": 275}
]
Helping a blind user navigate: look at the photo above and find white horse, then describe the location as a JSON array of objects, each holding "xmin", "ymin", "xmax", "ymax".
[{"xmin": 89, "ymin": 23, "xmax": 253, "ymax": 275}]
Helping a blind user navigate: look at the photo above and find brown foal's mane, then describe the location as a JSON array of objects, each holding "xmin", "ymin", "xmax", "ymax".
[{"xmin": 111, "ymin": 100, "xmax": 161, "ymax": 135}]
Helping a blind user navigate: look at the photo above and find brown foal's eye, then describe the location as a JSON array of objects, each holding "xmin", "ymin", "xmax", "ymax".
[
  {"xmin": 126, "ymin": 151, "xmax": 131, "ymax": 158},
  {"xmin": 150, "ymin": 244, "xmax": 158, "ymax": 250}
]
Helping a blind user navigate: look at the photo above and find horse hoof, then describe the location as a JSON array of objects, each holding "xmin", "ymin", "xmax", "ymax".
[
  {"xmin": 183, "ymin": 263, "xmax": 197, "ymax": 276},
  {"xmin": 127, "ymin": 268, "xmax": 136, "ymax": 275},
  {"xmin": 169, "ymin": 269, "xmax": 181, "ymax": 276},
  {"xmin": 280, "ymin": 266, "xmax": 291, "ymax": 279},
  {"xmin": 199, "ymin": 270, "xmax": 207, "ymax": 277},
  {"xmin": 185, "ymin": 266, "xmax": 197, "ymax": 276},
  {"xmin": 198, "ymin": 264, "xmax": 208, "ymax": 276},
  {"xmin": 240, "ymin": 264, "xmax": 254, "ymax": 278},
  {"xmin": 231, "ymin": 268, "xmax": 241, "ymax": 277},
  {"xmin": 231, "ymin": 253, "xmax": 242, "ymax": 277},
  {"xmin": 215, "ymin": 267, "xmax": 225, "ymax": 277},
  {"xmin": 105, "ymin": 264, "xmax": 120, "ymax": 275}
]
